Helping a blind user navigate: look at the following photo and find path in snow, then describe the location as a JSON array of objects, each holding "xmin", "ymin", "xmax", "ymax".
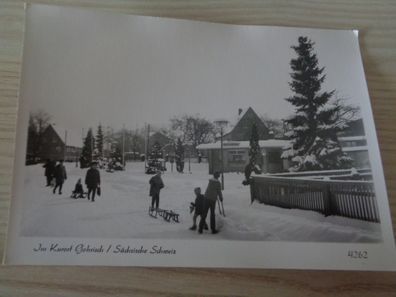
[{"xmin": 20, "ymin": 162, "xmax": 382, "ymax": 242}]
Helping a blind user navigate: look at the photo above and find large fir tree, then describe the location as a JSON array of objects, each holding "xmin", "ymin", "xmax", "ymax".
[
  {"xmin": 80, "ymin": 128, "xmax": 95, "ymax": 168},
  {"xmin": 95, "ymin": 123, "xmax": 104, "ymax": 159},
  {"xmin": 282, "ymin": 36, "xmax": 351, "ymax": 171}
]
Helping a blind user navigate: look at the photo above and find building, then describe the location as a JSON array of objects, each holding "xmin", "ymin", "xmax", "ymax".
[
  {"xmin": 197, "ymin": 139, "xmax": 289, "ymax": 174},
  {"xmin": 338, "ymin": 119, "xmax": 370, "ymax": 168},
  {"xmin": 197, "ymin": 106, "xmax": 370, "ymax": 174},
  {"xmin": 38, "ymin": 124, "xmax": 82, "ymax": 162},
  {"xmin": 197, "ymin": 107, "xmax": 288, "ymax": 174}
]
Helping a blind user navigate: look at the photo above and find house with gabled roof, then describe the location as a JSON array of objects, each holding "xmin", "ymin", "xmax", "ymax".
[
  {"xmin": 223, "ymin": 107, "xmax": 270, "ymax": 141},
  {"xmin": 197, "ymin": 107, "xmax": 288, "ymax": 174},
  {"xmin": 38, "ymin": 124, "xmax": 82, "ymax": 162}
]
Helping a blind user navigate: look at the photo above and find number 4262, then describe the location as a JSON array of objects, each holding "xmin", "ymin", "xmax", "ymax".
[{"xmin": 348, "ymin": 250, "xmax": 368, "ymax": 259}]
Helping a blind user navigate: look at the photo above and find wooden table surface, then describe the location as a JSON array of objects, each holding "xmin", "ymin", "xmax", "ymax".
[{"xmin": 1, "ymin": 1, "xmax": 396, "ymax": 296}]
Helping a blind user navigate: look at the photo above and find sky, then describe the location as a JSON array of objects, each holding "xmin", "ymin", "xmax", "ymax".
[{"xmin": 21, "ymin": 5, "xmax": 368, "ymax": 139}]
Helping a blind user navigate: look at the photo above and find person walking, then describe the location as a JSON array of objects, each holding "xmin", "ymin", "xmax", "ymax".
[
  {"xmin": 189, "ymin": 187, "xmax": 208, "ymax": 231},
  {"xmin": 149, "ymin": 170, "xmax": 164, "ymax": 209},
  {"xmin": 43, "ymin": 159, "xmax": 55, "ymax": 187},
  {"xmin": 85, "ymin": 162, "xmax": 101, "ymax": 202},
  {"xmin": 53, "ymin": 160, "xmax": 67, "ymax": 195},
  {"xmin": 199, "ymin": 171, "xmax": 223, "ymax": 234}
]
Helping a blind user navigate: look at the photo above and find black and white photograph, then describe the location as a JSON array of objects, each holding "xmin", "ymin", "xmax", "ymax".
[{"xmin": 5, "ymin": 4, "xmax": 396, "ymax": 269}]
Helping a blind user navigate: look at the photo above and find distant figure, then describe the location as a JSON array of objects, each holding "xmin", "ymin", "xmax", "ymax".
[
  {"xmin": 199, "ymin": 172, "xmax": 223, "ymax": 234},
  {"xmin": 149, "ymin": 170, "xmax": 164, "ymax": 209},
  {"xmin": 198, "ymin": 152, "xmax": 202, "ymax": 163},
  {"xmin": 189, "ymin": 187, "xmax": 208, "ymax": 231},
  {"xmin": 43, "ymin": 159, "xmax": 55, "ymax": 187},
  {"xmin": 71, "ymin": 178, "xmax": 84, "ymax": 198},
  {"xmin": 53, "ymin": 160, "xmax": 67, "ymax": 195},
  {"xmin": 85, "ymin": 162, "xmax": 101, "ymax": 202}
]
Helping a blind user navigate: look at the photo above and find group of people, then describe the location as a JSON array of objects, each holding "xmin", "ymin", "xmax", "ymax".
[
  {"xmin": 149, "ymin": 170, "xmax": 224, "ymax": 234},
  {"xmin": 190, "ymin": 171, "xmax": 223, "ymax": 234},
  {"xmin": 44, "ymin": 159, "xmax": 224, "ymax": 233},
  {"xmin": 43, "ymin": 159, "xmax": 101, "ymax": 202},
  {"xmin": 43, "ymin": 159, "xmax": 67, "ymax": 195}
]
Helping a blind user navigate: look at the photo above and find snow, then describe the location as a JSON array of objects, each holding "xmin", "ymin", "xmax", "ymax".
[
  {"xmin": 197, "ymin": 139, "xmax": 289, "ymax": 150},
  {"xmin": 303, "ymin": 154, "xmax": 318, "ymax": 165},
  {"xmin": 20, "ymin": 162, "xmax": 381, "ymax": 242},
  {"xmin": 339, "ymin": 136, "xmax": 366, "ymax": 142},
  {"xmin": 342, "ymin": 146, "xmax": 368, "ymax": 152}
]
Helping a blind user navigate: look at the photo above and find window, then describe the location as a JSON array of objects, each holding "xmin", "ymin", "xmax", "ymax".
[{"xmin": 228, "ymin": 150, "xmax": 246, "ymax": 163}]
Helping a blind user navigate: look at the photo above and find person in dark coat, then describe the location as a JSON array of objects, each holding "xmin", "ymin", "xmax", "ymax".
[
  {"xmin": 149, "ymin": 171, "xmax": 164, "ymax": 209},
  {"xmin": 189, "ymin": 187, "xmax": 208, "ymax": 231},
  {"xmin": 43, "ymin": 159, "xmax": 55, "ymax": 187},
  {"xmin": 85, "ymin": 162, "xmax": 101, "ymax": 202},
  {"xmin": 199, "ymin": 171, "xmax": 223, "ymax": 234},
  {"xmin": 71, "ymin": 178, "xmax": 84, "ymax": 198},
  {"xmin": 53, "ymin": 160, "xmax": 67, "ymax": 195}
]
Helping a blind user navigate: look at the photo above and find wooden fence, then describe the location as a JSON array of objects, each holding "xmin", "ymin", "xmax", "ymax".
[{"xmin": 250, "ymin": 176, "xmax": 380, "ymax": 222}]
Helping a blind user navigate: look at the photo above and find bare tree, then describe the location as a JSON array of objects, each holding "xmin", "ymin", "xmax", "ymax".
[
  {"xmin": 331, "ymin": 97, "xmax": 360, "ymax": 130},
  {"xmin": 170, "ymin": 115, "xmax": 215, "ymax": 150},
  {"xmin": 27, "ymin": 110, "xmax": 52, "ymax": 162},
  {"xmin": 260, "ymin": 114, "xmax": 284, "ymax": 138},
  {"xmin": 31, "ymin": 110, "xmax": 52, "ymax": 136}
]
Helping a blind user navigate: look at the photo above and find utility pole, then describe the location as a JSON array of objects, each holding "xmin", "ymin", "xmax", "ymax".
[
  {"xmin": 122, "ymin": 124, "xmax": 125, "ymax": 169},
  {"xmin": 214, "ymin": 119, "xmax": 228, "ymax": 190},
  {"xmin": 64, "ymin": 130, "xmax": 68, "ymax": 161}
]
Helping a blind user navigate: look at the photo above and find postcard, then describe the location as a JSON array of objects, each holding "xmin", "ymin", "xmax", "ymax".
[{"xmin": 4, "ymin": 4, "xmax": 396, "ymax": 270}]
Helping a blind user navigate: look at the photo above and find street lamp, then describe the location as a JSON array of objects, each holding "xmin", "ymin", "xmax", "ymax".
[{"xmin": 214, "ymin": 119, "xmax": 229, "ymax": 190}]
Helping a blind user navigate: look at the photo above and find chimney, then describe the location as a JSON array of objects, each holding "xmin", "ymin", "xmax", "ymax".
[{"xmin": 238, "ymin": 108, "xmax": 243, "ymax": 116}]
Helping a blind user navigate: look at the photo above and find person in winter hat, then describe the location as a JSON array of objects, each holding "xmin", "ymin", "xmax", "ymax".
[
  {"xmin": 85, "ymin": 162, "xmax": 101, "ymax": 202},
  {"xmin": 53, "ymin": 160, "xmax": 67, "ymax": 195},
  {"xmin": 149, "ymin": 170, "xmax": 164, "ymax": 209},
  {"xmin": 199, "ymin": 171, "xmax": 223, "ymax": 234},
  {"xmin": 189, "ymin": 187, "xmax": 208, "ymax": 231}
]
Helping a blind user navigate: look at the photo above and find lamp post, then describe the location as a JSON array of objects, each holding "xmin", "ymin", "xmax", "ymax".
[{"xmin": 214, "ymin": 119, "xmax": 228, "ymax": 190}]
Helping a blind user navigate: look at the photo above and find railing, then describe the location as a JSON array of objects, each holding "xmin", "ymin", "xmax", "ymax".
[{"xmin": 250, "ymin": 176, "xmax": 380, "ymax": 223}]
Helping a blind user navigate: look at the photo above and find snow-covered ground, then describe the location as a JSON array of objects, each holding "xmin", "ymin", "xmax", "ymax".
[{"xmin": 20, "ymin": 162, "xmax": 382, "ymax": 242}]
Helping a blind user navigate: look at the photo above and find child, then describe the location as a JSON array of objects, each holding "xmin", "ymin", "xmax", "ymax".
[
  {"xmin": 189, "ymin": 187, "xmax": 208, "ymax": 231},
  {"xmin": 71, "ymin": 178, "xmax": 84, "ymax": 198}
]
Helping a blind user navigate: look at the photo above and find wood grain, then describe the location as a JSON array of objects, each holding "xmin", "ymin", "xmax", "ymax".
[{"xmin": 0, "ymin": 0, "xmax": 395, "ymax": 296}]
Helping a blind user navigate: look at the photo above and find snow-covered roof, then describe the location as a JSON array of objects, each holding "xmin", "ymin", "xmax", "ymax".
[
  {"xmin": 197, "ymin": 139, "xmax": 289, "ymax": 150},
  {"xmin": 51, "ymin": 125, "xmax": 82, "ymax": 148}
]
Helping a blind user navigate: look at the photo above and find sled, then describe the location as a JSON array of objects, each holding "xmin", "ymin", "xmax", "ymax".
[
  {"xmin": 148, "ymin": 207, "xmax": 179, "ymax": 223},
  {"xmin": 70, "ymin": 192, "xmax": 88, "ymax": 199}
]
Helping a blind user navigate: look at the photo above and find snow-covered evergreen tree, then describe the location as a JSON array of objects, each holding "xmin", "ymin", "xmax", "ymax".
[
  {"xmin": 282, "ymin": 36, "xmax": 351, "ymax": 171},
  {"xmin": 150, "ymin": 141, "xmax": 163, "ymax": 160},
  {"xmin": 111, "ymin": 145, "xmax": 123, "ymax": 164},
  {"xmin": 175, "ymin": 138, "xmax": 184, "ymax": 173},
  {"xmin": 80, "ymin": 128, "xmax": 95, "ymax": 168},
  {"xmin": 248, "ymin": 123, "xmax": 262, "ymax": 170},
  {"xmin": 95, "ymin": 123, "xmax": 104, "ymax": 159}
]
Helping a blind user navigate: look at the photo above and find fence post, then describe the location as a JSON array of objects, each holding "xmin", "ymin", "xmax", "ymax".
[{"xmin": 323, "ymin": 183, "xmax": 336, "ymax": 216}]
